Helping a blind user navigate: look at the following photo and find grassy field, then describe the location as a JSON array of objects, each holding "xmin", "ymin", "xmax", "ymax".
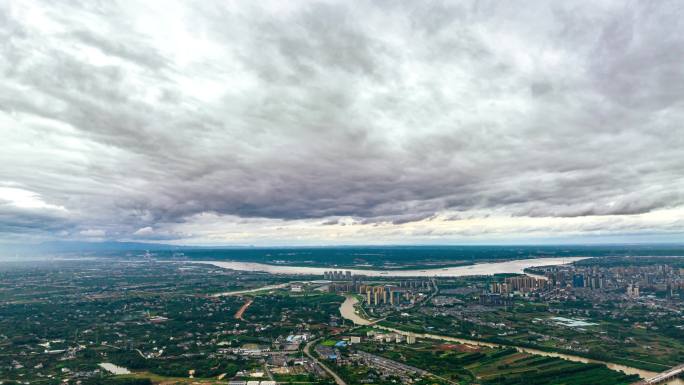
[{"xmin": 381, "ymin": 301, "xmax": 684, "ymax": 371}]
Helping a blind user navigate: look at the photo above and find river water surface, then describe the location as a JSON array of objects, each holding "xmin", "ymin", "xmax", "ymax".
[{"xmin": 200, "ymin": 256, "xmax": 586, "ymax": 277}]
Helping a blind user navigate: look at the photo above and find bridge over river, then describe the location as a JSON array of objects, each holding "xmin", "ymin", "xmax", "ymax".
[{"xmin": 632, "ymin": 363, "xmax": 684, "ymax": 385}]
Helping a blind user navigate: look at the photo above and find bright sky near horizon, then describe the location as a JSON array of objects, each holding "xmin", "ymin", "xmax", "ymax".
[{"xmin": 1, "ymin": 1, "xmax": 683, "ymax": 245}]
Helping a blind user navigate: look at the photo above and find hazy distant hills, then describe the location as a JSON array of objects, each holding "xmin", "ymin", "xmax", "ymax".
[
  {"xmin": 0, "ymin": 240, "xmax": 192, "ymax": 255},
  {"xmin": 3, "ymin": 241, "xmax": 684, "ymax": 267}
]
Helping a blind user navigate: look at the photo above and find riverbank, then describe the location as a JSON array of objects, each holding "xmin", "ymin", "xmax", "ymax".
[
  {"xmin": 211, "ymin": 282, "xmax": 291, "ymax": 297},
  {"xmin": 337, "ymin": 296, "xmax": 683, "ymax": 384},
  {"xmin": 339, "ymin": 295, "xmax": 372, "ymax": 325}
]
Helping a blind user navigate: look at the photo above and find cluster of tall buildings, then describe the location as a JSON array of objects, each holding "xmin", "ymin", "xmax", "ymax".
[
  {"xmin": 366, "ymin": 330, "xmax": 417, "ymax": 344},
  {"xmin": 323, "ymin": 270, "xmax": 430, "ymax": 307},
  {"xmin": 626, "ymin": 283, "xmax": 640, "ymax": 298},
  {"xmin": 326, "ymin": 281, "xmax": 353, "ymax": 292},
  {"xmin": 570, "ymin": 273, "xmax": 607, "ymax": 289},
  {"xmin": 479, "ymin": 293, "xmax": 514, "ymax": 306},
  {"xmin": 323, "ymin": 271, "xmax": 353, "ymax": 281},
  {"xmin": 537, "ymin": 263, "xmax": 684, "ymax": 298},
  {"xmin": 398, "ymin": 280, "xmax": 430, "ymax": 290},
  {"xmin": 328, "ymin": 281, "xmax": 427, "ymax": 307},
  {"xmin": 480, "ymin": 264, "xmax": 684, "ymax": 305},
  {"xmin": 360, "ymin": 285, "xmax": 410, "ymax": 306},
  {"xmin": 543, "ymin": 270, "xmax": 608, "ymax": 290},
  {"xmin": 489, "ymin": 276, "xmax": 546, "ymax": 294}
]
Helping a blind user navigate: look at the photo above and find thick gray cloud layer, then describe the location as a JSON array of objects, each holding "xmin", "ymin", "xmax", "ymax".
[{"xmin": 0, "ymin": 0, "xmax": 683, "ymax": 243}]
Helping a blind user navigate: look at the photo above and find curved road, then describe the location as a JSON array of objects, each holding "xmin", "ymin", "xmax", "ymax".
[{"xmin": 304, "ymin": 339, "xmax": 347, "ymax": 385}]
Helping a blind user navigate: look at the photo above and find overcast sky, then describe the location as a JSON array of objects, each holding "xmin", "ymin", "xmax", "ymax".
[{"xmin": 1, "ymin": 0, "xmax": 683, "ymax": 246}]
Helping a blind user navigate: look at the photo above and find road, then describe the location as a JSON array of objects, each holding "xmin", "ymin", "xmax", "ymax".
[
  {"xmin": 234, "ymin": 298, "xmax": 253, "ymax": 320},
  {"xmin": 134, "ymin": 349, "xmax": 146, "ymax": 359},
  {"xmin": 263, "ymin": 363, "xmax": 275, "ymax": 382},
  {"xmin": 356, "ymin": 350, "xmax": 457, "ymax": 385},
  {"xmin": 303, "ymin": 339, "xmax": 347, "ymax": 385},
  {"xmin": 632, "ymin": 363, "xmax": 684, "ymax": 385}
]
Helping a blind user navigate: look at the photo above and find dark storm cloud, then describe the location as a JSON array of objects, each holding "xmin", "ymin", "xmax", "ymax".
[
  {"xmin": 0, "ymin": 204, "xmax": 73, "ymax": 241},
  {"xmin": 1, "ymin": 0, "xmax": 683, "ymax": 242}
]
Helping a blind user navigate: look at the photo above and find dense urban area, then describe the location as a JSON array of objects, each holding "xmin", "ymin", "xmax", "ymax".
[{"xmin": 1, "ymin": 255, "xmax": 684, "ymax": 385}]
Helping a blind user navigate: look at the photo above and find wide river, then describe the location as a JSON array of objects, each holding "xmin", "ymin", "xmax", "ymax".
[
  {"xmin": 202, "ymin": 256, "xmax": 683, "ymax": 383},
  {"xmin": 199, "ymin": 256, "xmax": 587, "ymax": 277},
  {"xmin": 339, "ymin": 295, "xmax": 683, "ymax": 384}
]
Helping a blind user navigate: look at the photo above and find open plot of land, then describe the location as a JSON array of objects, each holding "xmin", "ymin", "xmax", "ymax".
[{"xmin": 356, "ymin": 342, "xmax": 640, "ymax": 385}]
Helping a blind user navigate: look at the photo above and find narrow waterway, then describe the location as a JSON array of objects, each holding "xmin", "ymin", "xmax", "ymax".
[
  {"xmin": 339, "ymin": 295, "xmax": 372, "ymax": 325},
  {"xmin": 338, "ymin": 296, "xmax": 684, "ymax": 384}
]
